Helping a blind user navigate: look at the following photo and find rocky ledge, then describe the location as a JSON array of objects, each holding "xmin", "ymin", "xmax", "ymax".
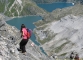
[{"xmin": 0, "ymin": 14, "xmax": 53, "ymax": 60}]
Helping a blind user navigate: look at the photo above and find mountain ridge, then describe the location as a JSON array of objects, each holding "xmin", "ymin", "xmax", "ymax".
[
  {"xmin": 34, "ymin": 4, "xmax": 83, "ymax": 59},
  {"xmin": 0, "ymin": 0, "xmax": 47, "ymax": 17}
]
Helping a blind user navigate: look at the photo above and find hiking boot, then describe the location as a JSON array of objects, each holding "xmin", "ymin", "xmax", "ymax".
[
  {"xmin": 22, "ymin": 52, "xmax": 26, "ymax": 55},
  {"xmin": 17, "ymin": 48, "xmax": 22, "ymax": 51}
]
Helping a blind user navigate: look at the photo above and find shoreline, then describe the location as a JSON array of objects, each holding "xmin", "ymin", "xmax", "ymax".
[
  {"xmin": 5, "ymin": 15, "xmax": 41, "ymax": 21},
  {"xmin": 5, "ymin": 2, "xmax": 74, "ymax": 21},
  {"xmin": 37, "ymin": 2, "xmax": 73, "ymax": 4}
]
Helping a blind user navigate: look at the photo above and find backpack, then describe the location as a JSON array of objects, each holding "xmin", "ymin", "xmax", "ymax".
[{"xmin": 26, "ymin": 28, "xmax": 32, "ymax": 39}]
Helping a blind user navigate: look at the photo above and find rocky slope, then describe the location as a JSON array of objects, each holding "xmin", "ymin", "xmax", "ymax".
[
  {"xmin": 34, "ymin": 4, "xmax": 83, "ymax": 27},
  {"xmin": 34, "ymin": 4, "xmax": 83, "ymax": 59},
  {"xmin": 0, "ymin": 0, "xmax": 47, "ymax": 17},
  {"xmin": 1, "ymin": 0, "xmax": 83, "ymax": 59},
  {"xmin": 0, "ymin": 14, "xmax": 53, "ymax": 60}
]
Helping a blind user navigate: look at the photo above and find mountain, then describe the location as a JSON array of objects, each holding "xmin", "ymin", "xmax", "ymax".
[
  {"xmin": 0, "ymin": 0, "xmax": 47, "ymax": 17},
  {"xmin": 1, "ymin": 0, "xmax": 83, "ymax": 59},
  {"xmin": 34, "ymin": 4, "xmax": 83, "ymax": 27},
  {"xmin": 0, "ymin": 14, "xmax": 53, "ymax": 60},
  {"xmin": 34, "ymin": 4, "xmax": 83, "ymax": 59}
]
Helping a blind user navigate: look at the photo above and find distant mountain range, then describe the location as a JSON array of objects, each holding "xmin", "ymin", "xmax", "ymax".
[
  {"xmin": 0, "ymin": 0, "xmax": 83, "ymax": 17},
  {"xmin": 0, "ymin": 0, "xmax": 47, "ymax": 17}
]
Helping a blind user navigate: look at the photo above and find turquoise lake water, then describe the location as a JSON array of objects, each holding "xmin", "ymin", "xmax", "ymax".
[
  {"xmin": 6, "ymin": 16, "xmax": 42, "ymax": 45},
  {"xmin": 6, "ymin": 2, "xmax": 73, "ymax": 55},
  {"xmin": 38, "ymin": 2, "xmax": 73, "ymax": 12}
]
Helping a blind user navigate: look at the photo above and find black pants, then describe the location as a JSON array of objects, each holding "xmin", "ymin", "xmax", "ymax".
[{"xmin": 20, "ymin": 39, "xmax": 28, "ymax": 53}]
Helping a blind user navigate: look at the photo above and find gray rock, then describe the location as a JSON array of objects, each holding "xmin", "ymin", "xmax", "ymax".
[{"xmin": 0, "ymin": 14, "xmax": 53, "ymax": 60}]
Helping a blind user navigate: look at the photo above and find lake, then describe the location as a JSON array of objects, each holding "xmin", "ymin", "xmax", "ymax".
[
  {"xmin": 6, "ymin": 2, "xmax": 73, "ymax": 55},
  {"xmin": 6, "ymin": 16, "xmax": 42, "ymax": 45},
  {"xmin": 38, "ymin": 2, "xmax": 74, "ymax": 12}
]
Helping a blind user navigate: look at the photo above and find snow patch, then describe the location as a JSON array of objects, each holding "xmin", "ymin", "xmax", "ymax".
[{"xmin": 72, "ymin": 3, "xmax": 74, "ymax": 5}]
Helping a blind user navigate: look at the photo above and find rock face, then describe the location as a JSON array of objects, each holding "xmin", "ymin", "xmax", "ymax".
[
  {"xmin": 35, "ymin": 14, "xmax": 83, "ymax": 58},
  {"xmin": 0, "ymin": 14, "xmax": 53, "ymax": 60},
  {"xmin": 34, "ymin": 4, "xmax": 83, "ymax": 59}
]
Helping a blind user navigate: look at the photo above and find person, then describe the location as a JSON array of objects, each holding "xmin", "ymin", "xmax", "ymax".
[
  {"xmin": 74, "ymin": 54, "xmax": 79, "ymax": 60},
  {"xmin": 70, "ymin": 52, "xmax": 74, "ymax": 60},
  {"xmin": 18, "ymin": 24, "xmax": 29, "ymax": 54}
]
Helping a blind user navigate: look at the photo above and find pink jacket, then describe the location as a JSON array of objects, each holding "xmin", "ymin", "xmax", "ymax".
[{"xmin": 22, "ymin": 28, "xmax": 28, "ymax": 39}]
